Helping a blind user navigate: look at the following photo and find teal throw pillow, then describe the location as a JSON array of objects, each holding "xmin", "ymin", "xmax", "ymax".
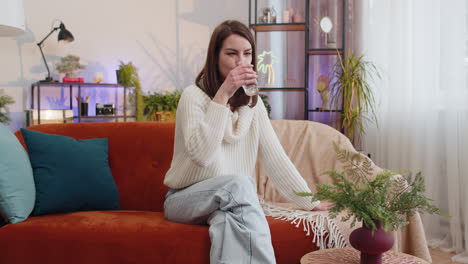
[
  {"xmin": 20, "ymin": 128, "xmax": 121, "ymax": 216},
  {"xmin": 0, "ymin": 124, "xmax": 35, "ymax": 224}
]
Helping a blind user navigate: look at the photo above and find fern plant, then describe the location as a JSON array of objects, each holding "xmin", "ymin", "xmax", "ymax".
[
  {"xmin": 0, "ymin": 94, "xmax": 15, "ymax": 125},
  {"xmin": 296, "ymin": 142, "xmax": 442, "ymax": 232}
]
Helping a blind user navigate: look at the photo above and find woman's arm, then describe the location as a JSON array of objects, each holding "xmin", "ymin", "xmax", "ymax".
[
  {"xmin": 177, "ymin": 87, "xmax": 230, "ymax": 167},
  {"xmin": 256, "ymin": 99, "xmax": 320, "ymax": 211}
]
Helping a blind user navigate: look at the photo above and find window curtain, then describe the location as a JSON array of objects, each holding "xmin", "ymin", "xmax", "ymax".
[{"xmin": 356, "ymin": 0, "xmax": 468, "ymax": 262}]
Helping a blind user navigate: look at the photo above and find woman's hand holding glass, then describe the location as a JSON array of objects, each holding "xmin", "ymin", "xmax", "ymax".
[
  {"xmin": 213, "ymin": 64, "xmax": 258, "ymax": 105},
  {"xmin": 239, "ymin": 61, "xmax": 259, "ymax": 96}
]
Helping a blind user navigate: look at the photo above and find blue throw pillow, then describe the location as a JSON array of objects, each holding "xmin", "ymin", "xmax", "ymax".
[
  {"xmin": 20, "ymin": 128, "xmax": 121, "ymax": 216},
  {"xmin": 0, "ymin": 124, "xmax": 35, "ymax": 224}
]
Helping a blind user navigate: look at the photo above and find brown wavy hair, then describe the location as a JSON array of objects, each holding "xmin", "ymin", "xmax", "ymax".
[{"xmin": 195, "ymin": 20, "xmax": 258, "ymax": 109}]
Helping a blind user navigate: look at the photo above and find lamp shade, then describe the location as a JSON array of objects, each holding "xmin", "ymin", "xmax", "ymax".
[
  {"xmin": 57, "ymin": 23, "xmax": 74, "ymax": 42},
  {"xmin": 0, "ymin": 0, "xmax": 26, "ymax": 36}
]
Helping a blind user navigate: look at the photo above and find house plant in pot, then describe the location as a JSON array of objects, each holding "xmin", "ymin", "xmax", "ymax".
[
  {"xmin": 330, "ymin": 51, "xmax": 381, "ymax": 145},
  {"xmin": 0, "ymin": 91, "xmax": 15, "ymax": 125},
  {"xmin": 259, "ymin": 94, "xmax": 271, "ymax": 117},
  {"xmin": 116, "ymin": 61, "xmax": 144, "ymax": 121},
  {"xmin": 56, "ymin": 54, "xmax": 86, "ymax": 83},
  {"xmin": 142, "ymin": 90, "xmax": 182, "ymax": 122},
  {"xmin": 296, "ymin": 142, "xmax": 442, "ymax": 264},
  {"xmin": 141, "ymin": 91, "xmax": 272, "ymax": 121}
]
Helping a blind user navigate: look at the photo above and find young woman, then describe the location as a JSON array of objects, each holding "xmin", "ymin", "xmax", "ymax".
[{"xmin": 164, "ymin": 20, "xmax": 332, "ymax": 264}]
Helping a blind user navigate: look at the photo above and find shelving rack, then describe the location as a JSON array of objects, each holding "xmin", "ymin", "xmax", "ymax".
[
  {"xmin": 249, "ymin": 0, "xmax": 346, "ymax": 127},
  {"xmin": 30, "ymin": 82, "xmax": 134, "ymax": 124}
]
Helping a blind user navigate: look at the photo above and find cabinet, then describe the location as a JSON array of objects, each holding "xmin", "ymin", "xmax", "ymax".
[
  {"xmin": 249, "ymin": 0, "xmax": 346, "ymax": 129},
  {"xmin": 29, "ymin": 82, "xmax": 135, "ymax": 125}
]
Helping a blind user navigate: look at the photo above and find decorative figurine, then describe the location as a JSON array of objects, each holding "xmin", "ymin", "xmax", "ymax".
[
  {"xmin": 260, "ymin": 6, "xmax": 277, "ymax": 23},
  {"xmin": 316, "ymin": 74, "xmax": 330, "ymax": 110},
  {"xmin": 93, "ymin": 72, "xmax": 105, "ymax": 83}
]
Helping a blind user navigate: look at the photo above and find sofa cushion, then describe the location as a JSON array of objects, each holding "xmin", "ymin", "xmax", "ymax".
[
  {"xmin": 0, "ymin": 124, "xmax": 35, "ymax": 224},
  {"xmin": 14, "ymin": 122, "xmax": 176, "ymax": 212},
  {"xmin": 20, "ymin": 128, "xmax": 120, "ymax": 216},
  {"xmin": 0, "ymin": 212, "xmax": 318, "ymax": 264}
]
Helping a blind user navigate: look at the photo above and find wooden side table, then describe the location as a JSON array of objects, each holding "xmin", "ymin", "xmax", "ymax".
[{"xmin": 301, "ymin": 248, "xmax": 430, "ymax": 264}]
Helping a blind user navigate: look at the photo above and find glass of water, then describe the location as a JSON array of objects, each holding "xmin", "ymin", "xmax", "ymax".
[{"xmin": 241, "ymin": 62, "xmax": 259, "ymax": 96}]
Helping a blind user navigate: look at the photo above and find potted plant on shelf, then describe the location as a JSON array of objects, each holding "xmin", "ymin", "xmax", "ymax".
[
  {"xmin": 142, "ymin": 91, "xmax": 271, "ymax": 122},
  {"xmin": 330, "ymin": 51, "xmax": 381, "ymax": 144},
  {"xmin": 259, "ymin": 94, "xmax": 271, "ymax": 117},
  {"xmin": 56, "ymin": 54, "xmax": 86, "ymax": 83},
  {"xmin": 296, "ymin": 142, "xmax": 442, "ymax": 264},
  {"xmin": 116, "ymin": 61, "xmax": 144, "ymax": 121},
  {"xmin": 0, "ymin": 92, "xmax": 15, "ymax": 125},
  {"xmin": 142, "ymin": 90, "xmax": 182, "ymax": 122}
]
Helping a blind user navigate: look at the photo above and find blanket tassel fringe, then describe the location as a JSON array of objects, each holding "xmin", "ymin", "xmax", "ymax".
[{"xmin": 261, "ymin": 201, "xmax": 348, "ymax": 250}]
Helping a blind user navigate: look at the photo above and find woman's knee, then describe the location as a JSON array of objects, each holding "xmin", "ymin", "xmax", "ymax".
[{"xmin": 213, "ymin": 176, "xmax": 259, "ymax": 208}]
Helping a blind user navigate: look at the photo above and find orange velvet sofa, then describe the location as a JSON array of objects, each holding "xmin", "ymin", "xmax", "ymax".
[{"xmin": 0, "ymin": 122, "xmax": 318, "ymax": 264}]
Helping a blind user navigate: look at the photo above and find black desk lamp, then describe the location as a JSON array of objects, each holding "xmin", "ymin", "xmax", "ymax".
[{"xmin": 37, "ymin": 21, "xmax": 74, "ymax": 82}]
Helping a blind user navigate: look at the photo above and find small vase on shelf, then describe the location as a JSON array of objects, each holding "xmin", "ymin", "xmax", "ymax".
[
  {"xmin": 282, "ymin": 10, "xmax": 290, "ymax": 23},
  {"xmin": 292, "ymin": 11, "xmax": 304, "ymax": 23}
]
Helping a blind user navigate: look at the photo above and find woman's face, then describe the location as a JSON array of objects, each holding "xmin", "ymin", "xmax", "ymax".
[{"xmin": 218, "ymin": 34, "xmax": 253, "ymax": 79}]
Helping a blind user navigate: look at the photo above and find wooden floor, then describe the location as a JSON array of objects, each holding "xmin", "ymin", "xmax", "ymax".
[{"xmin": 430, "ymin": 248, "xmax": 463, "ymax": 264}]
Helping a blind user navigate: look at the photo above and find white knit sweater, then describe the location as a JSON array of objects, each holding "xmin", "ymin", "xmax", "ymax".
[{"xmin": 163, "ymin": 85, "xmax": 319, "ymax": 210}]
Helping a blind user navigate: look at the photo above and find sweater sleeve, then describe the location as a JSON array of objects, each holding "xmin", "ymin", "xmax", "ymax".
[
  {"xmin": 256, "ymin": 99, "xmax": 320, "ymax": 210},
  {"xmin": 177, "ymin": 87, "xmax": 230, "ymax": 167}
]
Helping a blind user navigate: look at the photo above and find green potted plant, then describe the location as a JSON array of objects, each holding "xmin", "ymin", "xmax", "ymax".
[
  {"xmin": 141, "ymin": 92, "xmax": 271, "ymax": 122},
  {"xmin": 116, "ymin": 61, "xmax": 144, "ymax": 121},
  {"xmin": 296, "ymin": 142, "xmax": 442, "ymax": 264},
  {"xmin": 142, "ymin": 90, "xmax": 182, "ymax": 121},
  {"xmin": 56, "ymin": 54, "xmax": 86, "ymax": 78},
  {"xmin": 0, "ymin": 92, "xmax": 15, "ymax": 125},
  {"xmin": 330, "ymin": 51, "xmax": 381, "ymax": 144},
  {"xmin": 259, "ymin": 94, "xmax": 271, "ymax": 117}
]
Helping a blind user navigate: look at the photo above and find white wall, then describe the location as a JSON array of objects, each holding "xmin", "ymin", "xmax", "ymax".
[{"xmin": 0, "ymin": 0, "xmax": 248, "ymax": 131}]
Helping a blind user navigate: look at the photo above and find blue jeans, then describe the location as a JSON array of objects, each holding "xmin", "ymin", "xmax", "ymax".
[{"xmin": 164, "ymin": 175, "xmax": 276, "ymax": 264}]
